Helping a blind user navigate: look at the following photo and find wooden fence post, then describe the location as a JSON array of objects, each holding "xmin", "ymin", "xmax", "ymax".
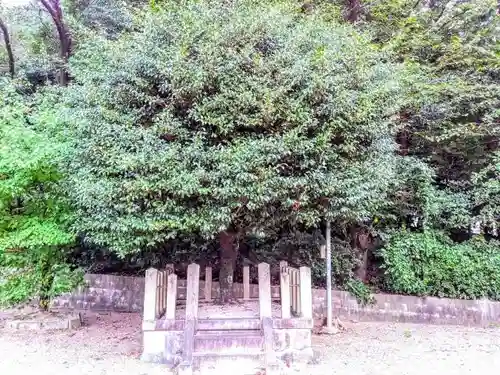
[
  {"xmin": 185, "ymin": 263, "xmax": 200, "ymax": 320},
  {"xmin": 279, "ymin": 261, "xmax": 291, "ymax": 318},
  {"xmin": 258, "ymin": 263, "xmax": 272, "ymax": 318},
  {"xmin": 205, "ymin": 266, "xmax": 212, "ymax": 301},
  {"xmin": 243, "ymin": 265, "xmax": 250, "ymax": 300},
  {"xmin": 290, "ymin": 268, "xmax": 300, "ymax": 316},
  {"xmin": 143, "ymin": 268, "xmax": 158, "ymax": 321},
  {"xmin": 182, "ymin": 263, "xmax": 200, "ymax": 375},
  {"xmin": 299, "ymin": 266, "xmax": 313, "ymax": 319},
  {"xmin": 157, "ymin": 270, "xmax": 167, "ymax": 317},
  {"xmin": 165, "ymin": 273, "xmax": 178, "ymax": 319}
]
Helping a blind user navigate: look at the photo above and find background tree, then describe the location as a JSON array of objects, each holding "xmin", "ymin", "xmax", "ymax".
[{"xmin": 357, "ymin": 0, "xmax": 500, "ymax": 295}]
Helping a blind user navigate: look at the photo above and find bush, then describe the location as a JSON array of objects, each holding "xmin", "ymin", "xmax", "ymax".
[
  {"xmin": 381, "ymin": 230, "xmax": 500, "ymax": 300},
  {"xmin": 0, "ymin": 80, "xmax": 82, "ymax": 308}
]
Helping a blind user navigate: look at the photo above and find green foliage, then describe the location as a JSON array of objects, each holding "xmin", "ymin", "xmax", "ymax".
[
  {"xmin": 471, "ymin": 152, "xmax": 500, "ymax": 232},
  {"xmin": 61, "ymin": 0, "xmax": 411, "ymax": 255},
  {"xmin": 381, "ymin": 230, "xmax": 500, "ymax": 300},
  {"xmin": 363, "ymin": 0, "xmax": 500, "ymax": 237},
  {"xmin": 0, "ymin": 79, "xmax": 81, "ymax": 307},
  {"xmin": 3, "ymin": 4, "xmax": 61, "ymax": 76},
  {"xmin": 346, "ymin": 278, "xmax": 374, "ymax": 306},
  {"xmin": 65, "ymin": 0, "xmax": 142, "ymax": 40}
]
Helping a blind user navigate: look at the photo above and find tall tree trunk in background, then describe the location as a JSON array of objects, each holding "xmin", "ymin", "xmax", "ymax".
[
  {"xmin": 218, "ymin": 230, "xmax": 239, "ymax": 304},
  {"xmin": 344, "ymin": 0, "xmax": 361, "ymax": 23},
  {"xmin": 350, "ymin": 226, "xmax": 372, "ymax": 283},
  {"xmin": 0, "ymin": 17, "xmax": 15, "ymax": 78},
  {"xmin": 39, "ymin": 0, "xmax": 72, "ymax": 86},
  {"xmin": 38, "ymin": 250, "xmax": 55, "ymax": 311}
]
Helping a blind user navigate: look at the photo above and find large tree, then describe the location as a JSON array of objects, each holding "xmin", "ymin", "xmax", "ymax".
[{"xmin": 61, "ymin": 0, "xmax": 414, "ymax": 302}]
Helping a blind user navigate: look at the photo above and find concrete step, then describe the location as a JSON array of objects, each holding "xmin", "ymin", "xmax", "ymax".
[
  {"xmin": 193, "ymin": 349, "xmax": 264, "ymax": 357},
  {"xmin": 197, "ymin": 318, "xmax": 261, "ymax": 331},
  {"xmin": 192, "ymin": 349, "xmax": 265, "ymax": 369},
  {"xmin": 194, "ymin": 330, "xmax": 264, "ymax": 352}
]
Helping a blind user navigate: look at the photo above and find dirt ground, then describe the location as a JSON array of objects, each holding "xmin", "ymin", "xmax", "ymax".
[{"xmin": 1, "ymin": 311, "xmax": 500, "ymax": 375}]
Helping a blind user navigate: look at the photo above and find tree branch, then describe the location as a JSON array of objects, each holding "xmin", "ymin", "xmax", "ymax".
[{"xmin": 0, "ymin": 17, "xmax": 15, "ymax": 78}]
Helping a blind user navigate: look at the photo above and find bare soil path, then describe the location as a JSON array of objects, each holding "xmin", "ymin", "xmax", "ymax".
[{"xmin": 1, "ymin": 311, "xmax": 500, "ymax": 375}]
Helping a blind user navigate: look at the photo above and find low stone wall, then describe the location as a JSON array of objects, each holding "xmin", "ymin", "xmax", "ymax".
[
  {"xmin": 312, "ymin": 289, "xmax": 500, "ymax": 326},
  {"xmin": 52, "ymin": 274, "xmax": 146, "ymax": 312},
  {"xmin": 51, "ymin": 273, "xmax": 500, "ymax": 326}
]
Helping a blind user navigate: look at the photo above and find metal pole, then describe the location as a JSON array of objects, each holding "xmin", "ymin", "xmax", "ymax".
[{"xmin": 325, "ymin": 220, "xmax": 332, "ymax": 328}]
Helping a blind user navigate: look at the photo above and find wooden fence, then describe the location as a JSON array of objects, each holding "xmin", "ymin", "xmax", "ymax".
[
  {"xmin": 142, "ymin": 262, "xmax": 312, "ymax": 321},
  {"xmin": 279, "ymin": 261, "xmax": 300, "ymax": 317},
  {"xmin": 143, "ymin": 265, "xmax": 178, "ymax": 321}
]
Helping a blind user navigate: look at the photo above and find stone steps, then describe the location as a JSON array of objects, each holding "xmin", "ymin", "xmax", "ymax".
[
  {"xmin": 192, "ymin": 351, "xmax": 265, "ymax": 372},
  {"xmin": 196, "ymin": 318, "xmax": 261, "ymax": 331},
  {"xmin": 194, "ymin": 329, "xmax": 264, "ymax": 352},
  {"xmin": 187, "ymin": 320, "xmax": 265, "ymax": 371}
]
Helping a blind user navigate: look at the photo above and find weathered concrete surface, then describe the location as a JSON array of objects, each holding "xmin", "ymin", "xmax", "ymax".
[
  {"xmin": 141, "ymin": 330, "xmax": 183, "ymax": 365},
  {"xmin": 5, "ymin": 315, "xmax": 81, "ymax": 331},
  {"xmin": 52, "ymin": 273, "xmax": 500, "ymax": 326}
]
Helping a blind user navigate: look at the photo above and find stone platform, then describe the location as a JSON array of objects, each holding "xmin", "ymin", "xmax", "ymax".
[
  {"xmin": 141, "ymin": 263, "xmax": 314, "ymax": 373},
  {"xmin": 142, "ymin": 317, "xmax": 314, "ymax": 370}
]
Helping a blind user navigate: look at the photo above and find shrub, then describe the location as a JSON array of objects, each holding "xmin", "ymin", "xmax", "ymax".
[{"xmin": 381, "ymin": 230, "xmax": 500, "ymax": 300}]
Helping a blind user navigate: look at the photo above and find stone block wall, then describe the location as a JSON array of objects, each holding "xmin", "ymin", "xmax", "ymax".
[
  {"xmin": 52, "ymin": 274, "xmax": 145, "ymax": 312},
  {"xmin": 312, "ymin": 289, "xmax": 500, "ymax": 326},
  {"xmin": 51, "ymin": 273, "xmax": 500, "ymax": 326}
]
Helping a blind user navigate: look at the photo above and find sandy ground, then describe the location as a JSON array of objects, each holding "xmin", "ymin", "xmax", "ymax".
[{"xmin": 1, "ymin": 311, "xmax": 500, "ymax": 375}]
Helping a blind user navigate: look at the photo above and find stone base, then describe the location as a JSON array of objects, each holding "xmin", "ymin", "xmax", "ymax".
[
  {"xmin": 5, "ymin": 314, "xmax": 81, "ymax": 331},
  {"xmin": 142, "ymin": 318, "xmax": 314, "ymax": 369},
  {"xmin": 320, "ymin": 326, "xmax": 340, "ymax": 335},
  {"xmin": 142, "ymin": 330, "xmax": 183, "ymax": 365}
]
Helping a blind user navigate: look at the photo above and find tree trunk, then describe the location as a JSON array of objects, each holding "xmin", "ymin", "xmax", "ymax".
[
  {"xmin": 218, "ymin": 230, "xmax": 239, "ymax": 304},
  {"xmin": 219, "ymin": 258, "xmax": 234, "ymax": 303},
  {"xmin": 344, "ymin": 0, "xmax": 361, "ymax": 23},
  {"xmin": 38, "ymin": 253, "xmax": 54, "ymax": 311},
  {"xmin": 39, "ymin": 0, "xmax": 72, "ymax": 86},
  {"xmin": 0, "ymin": 17, "xmax": 15, "ymax": 78},
  {"xmin": 350, "ymin": 226, "xmax": 372, "ymax": 283}
]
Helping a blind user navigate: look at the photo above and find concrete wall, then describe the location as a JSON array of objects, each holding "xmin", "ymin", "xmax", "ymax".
[
  {"xmin": 51, "ymin": 273, "xmax": 500, "ymax": 326},
  {"xmin": 312, "ymin": 289, "xmax": 500, "ymax": 326}
]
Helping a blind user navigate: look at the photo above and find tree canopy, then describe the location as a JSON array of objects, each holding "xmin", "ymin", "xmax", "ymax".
[{"xmin": 62, "ymin": 0, "xmax": 414, "ymax": 255}]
